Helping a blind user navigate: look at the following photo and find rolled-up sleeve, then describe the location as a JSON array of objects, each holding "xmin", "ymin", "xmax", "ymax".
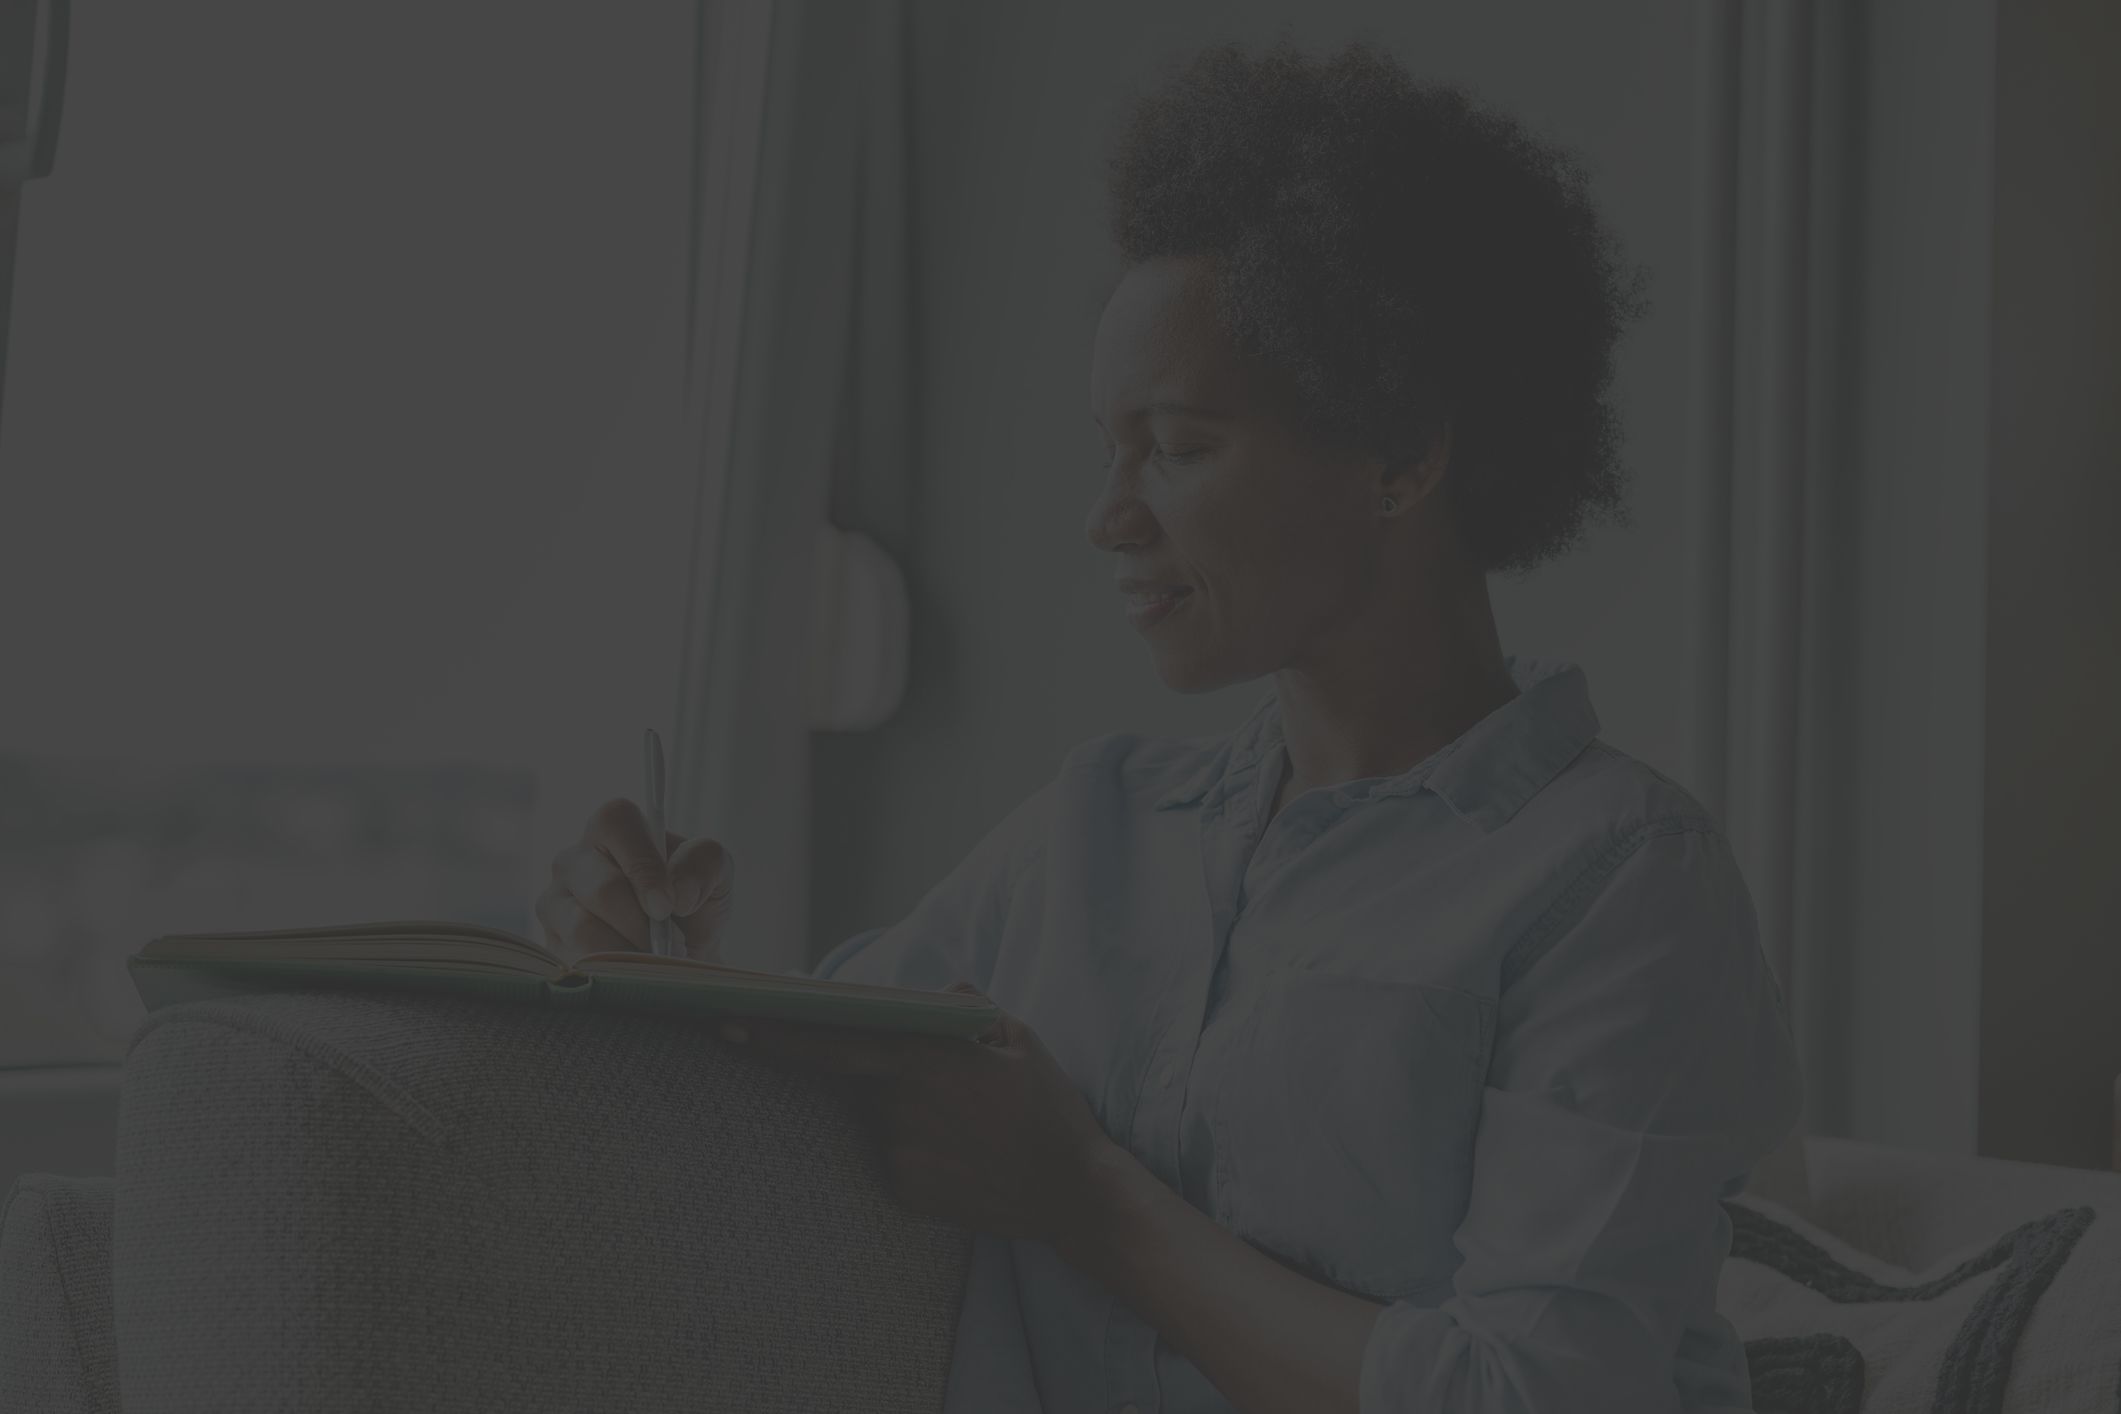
[{"xmin": 1359, "ymin": 821, "xmax": 1804, "ymax": 1414}]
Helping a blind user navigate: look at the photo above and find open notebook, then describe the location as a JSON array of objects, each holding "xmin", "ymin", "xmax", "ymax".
[{"xmin": 128, "ymin": 921, "xmax": 997, "ymax": 1039}]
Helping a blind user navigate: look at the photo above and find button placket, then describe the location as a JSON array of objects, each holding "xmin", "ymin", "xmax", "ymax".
[
  {"xmin": 1242, "ymin": 792, "xmax": 1351, "ymax": 908},
  {"xmin": 1164, "ymin": 790, "xmax": 1258, "ymax": 1195},
  {"xmin": 1131, "ymin": 793, "xmax": 1246, "ymax": 1192}
]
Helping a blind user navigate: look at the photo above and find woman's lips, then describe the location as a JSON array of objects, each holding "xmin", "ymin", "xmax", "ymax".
[{"xmin": 1123, "ymin": 585, "xmax": 1193, "ymax": 630}]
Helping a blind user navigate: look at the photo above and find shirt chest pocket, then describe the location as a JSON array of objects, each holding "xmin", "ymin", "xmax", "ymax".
[{"xmin": 1207, "ymin": 971, "xmax": 1495, "ymax": 1304}]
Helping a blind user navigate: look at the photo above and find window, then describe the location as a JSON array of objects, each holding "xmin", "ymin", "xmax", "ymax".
[
  {"xmin": 0, "ymin": 760, "xmax": 535, "ymax": 1063},
  {"xmin": 0, "ymin": 0, "xmax": 711, "ymax": 1061}
]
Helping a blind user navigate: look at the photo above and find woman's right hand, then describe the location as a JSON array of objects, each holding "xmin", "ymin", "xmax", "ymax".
[{"xmin": 535, "ymin": 798, "xmax": 733, "ymax": 962}]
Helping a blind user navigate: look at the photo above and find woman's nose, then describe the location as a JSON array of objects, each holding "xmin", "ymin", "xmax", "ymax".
[{"xmin": 1085, "ymin": 467, "xmax": 1156, "ymax": 553}]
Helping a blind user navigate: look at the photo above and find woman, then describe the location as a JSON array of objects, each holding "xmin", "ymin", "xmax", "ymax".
[{"xmin": 537, "ymin": 36, "xmax": 1802, "ymax": 1414}]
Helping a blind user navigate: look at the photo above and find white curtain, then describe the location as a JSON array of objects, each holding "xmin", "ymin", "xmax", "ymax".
[
  {"xmin": 668, "ymin": 0, "xmax": 911, "ymax": 972},
  {"xmin": 1691, "ymin": 0, "xmax": 1994, "ymax": 1154},
  {"xmin": 0, "ymin": 0, "xmax": 69, "ymax": 433},
  {"xmin": 1688, "ymin": 0, "xmax": 1858, "ymax": 1141}
]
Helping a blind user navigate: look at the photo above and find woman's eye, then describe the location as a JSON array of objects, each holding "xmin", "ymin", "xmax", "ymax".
[{"xmin": 1155, "ymin": 446, "xmax": 1209, "ymax": 465}]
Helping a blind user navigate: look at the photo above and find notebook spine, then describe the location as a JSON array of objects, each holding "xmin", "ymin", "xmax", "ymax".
[{"xmin": 545, "ymin": 972, "xmax": 596, "ymax": 1004}]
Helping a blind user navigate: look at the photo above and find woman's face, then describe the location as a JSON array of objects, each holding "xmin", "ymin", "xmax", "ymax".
[{"xmin": 1087, "ymin": 257, "xmax": 1388, "ymax": 694}]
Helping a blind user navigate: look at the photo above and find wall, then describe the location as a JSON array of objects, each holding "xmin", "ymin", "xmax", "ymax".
[{"xmin": 1977, "ymin": 0, "xmax": 2121, "ymax": 1169}]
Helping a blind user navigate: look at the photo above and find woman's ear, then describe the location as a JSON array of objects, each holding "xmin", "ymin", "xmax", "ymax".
[{"xmin": 1377, "ymin": 423, "xmax": 1452, "ymax": 515}]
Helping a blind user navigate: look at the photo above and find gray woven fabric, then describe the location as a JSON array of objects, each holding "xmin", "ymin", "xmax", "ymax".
[
  {"xmin": 0, "ymin": 1173, "xmax": 119, "ymax": 1414},
  {"xmin": 112, "ymin": 990, "xmax": 971, "ymax": 1412}
]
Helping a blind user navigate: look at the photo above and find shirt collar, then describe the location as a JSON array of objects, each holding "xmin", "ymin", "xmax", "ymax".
[
  {"xmin": 1153, "ymin": 690, "xmax": 1279, "ymax": 812},
  {"xmin": 1153, "ymin": 656, "xmax": 1601, "ymax": 829}
]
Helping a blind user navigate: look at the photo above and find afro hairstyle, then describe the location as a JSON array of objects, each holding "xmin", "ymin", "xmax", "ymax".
[{"xmin": 1106, "ymin": 34, "xmax": 1648, "ymax": 574}]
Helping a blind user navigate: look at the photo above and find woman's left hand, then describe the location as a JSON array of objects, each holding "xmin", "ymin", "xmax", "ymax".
[{"xmin": 719, "ymin": 985, "xmax": 1122, "ymax": 1249}]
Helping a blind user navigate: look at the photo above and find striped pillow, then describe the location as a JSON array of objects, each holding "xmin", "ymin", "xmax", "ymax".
[{"xmin": 1718, "ymin": 1192, "xmax": 2120, "ymax": 1414}]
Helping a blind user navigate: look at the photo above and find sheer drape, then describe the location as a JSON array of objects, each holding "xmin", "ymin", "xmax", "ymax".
[{"xmin": 670, "ymin": 0, "xmax": 912, "ymax": 971}]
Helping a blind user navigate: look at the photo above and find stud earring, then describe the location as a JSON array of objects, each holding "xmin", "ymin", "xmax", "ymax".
[{"xmin": 1380, "ymin": 495, "xmax": 1399, "ymax": 515}]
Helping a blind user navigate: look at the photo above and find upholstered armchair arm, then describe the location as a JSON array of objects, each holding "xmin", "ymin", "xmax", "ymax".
[{"xmin": 112, "ymin": 991, "xmax": 970, "ymax": 1413}]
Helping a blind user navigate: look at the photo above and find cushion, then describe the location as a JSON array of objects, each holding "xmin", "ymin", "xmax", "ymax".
[
  {"xmin": 1746, "ymin": 1130, "xmax": 1813, "ymax": 1210},
  {"xmin": 0, "ymin": 1173, "xmax": 120, "ymax": 1414},
  {"xmin": 1801, "ymin": 1135, "xmax": 2121, "ymax": 1272},
  {"xmin": 1719, "ymin": 1190, "xmax": 2121, "ymax": 1413},
  {"xmin": 112, "ymin": 989, "xmax": 973, "ymax": 1413}
]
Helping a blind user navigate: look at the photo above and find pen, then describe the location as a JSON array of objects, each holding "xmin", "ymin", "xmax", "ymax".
[{"xmin": 641, "ymin": 727, "xmax": 682, "ymax": 958}]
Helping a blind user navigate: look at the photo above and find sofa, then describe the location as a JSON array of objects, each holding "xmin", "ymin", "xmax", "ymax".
[{"xmin": 5, "ymin": 988, "xmax": 2119, "ymax": 1412}]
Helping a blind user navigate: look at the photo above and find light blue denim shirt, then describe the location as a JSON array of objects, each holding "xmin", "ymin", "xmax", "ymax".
[{"xmin": 814, "ymin": 656, "xmax": 1803, "ymax": 1414}]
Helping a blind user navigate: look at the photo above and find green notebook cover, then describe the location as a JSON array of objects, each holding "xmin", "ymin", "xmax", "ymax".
[{"xmin": 128, "ymin": 923, "xmax": 1000, "ymax": 1041}]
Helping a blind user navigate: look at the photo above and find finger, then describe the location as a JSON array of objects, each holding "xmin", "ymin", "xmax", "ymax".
[
  {"xmin": 724, "ymin": 1020, "xmax": 932, "ymax": 1077},
  {"xmin": 882, "ymin": 1142, "xmax": 942, "ymax": 1200},
  {"xmin": 553, "ymin": 841, "xmax": 651, "ymax": 950},
  {"xmin": 829, "ymin": 1075, "xmax": 953, "ymax": 1160},
  {"xmin": 878, "ymin": 1146, "xmax": 982, "ymax": 1223},
  {"xmin": 667, "ymin": 836, "xmax": 734, "ymax": 955},
  {"xmin": 534, "ymin": 886, "xmax": 566, "ymax": 951},
  {"xmin": 730, "ymin": 1020, "xmax": 899, "ymax": 1075},
  {"xmin": 819, "ymin": 1073, "xmax": 894, "ymax": 1135},
  {"xmin": 534, "ymin": 889, "xmax": 635, "ymax": 959},
  {"xmin": 946, "ymin": 980, "xmax": 1008, "ymax": 1045},
  {"xmin": 583, "ymin": 797, "xmax": 673, "ymax": 920}
]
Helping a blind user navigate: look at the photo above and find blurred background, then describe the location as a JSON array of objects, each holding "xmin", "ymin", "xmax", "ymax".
[{"xmin": 1, "ymin": 0, "xmax": 2114, "ymax": 1194}]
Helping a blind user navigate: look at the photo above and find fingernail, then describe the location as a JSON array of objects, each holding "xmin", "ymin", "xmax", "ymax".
[
  {"xmin": 719, "ymin": 1023, "xmax": 749, "ymax": 1045},
  {"xmin": 643, "ymin": 888, "xmax": 674, "ymax": 921}
]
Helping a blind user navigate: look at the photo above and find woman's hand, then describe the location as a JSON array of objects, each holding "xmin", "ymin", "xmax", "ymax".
[
  {"xmin": 733, "ymin": 988, "xmax": 1385, "ymax": 1413},
  {"xmin": 727, "ymin": 987, "xmax": 1123, "ymax": 1251},
  {"xmin": 534, "ymin": 797, "xmax": 734, "ymax": 961}
]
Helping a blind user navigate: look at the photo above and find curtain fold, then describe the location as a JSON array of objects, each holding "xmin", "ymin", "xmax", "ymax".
[
  {"xmin": 1692, "ymin": 0, "xmax": 1860, "ymax": 1141},
  {"xmin": 670, "ymin": 0, "xmax": 911, "ymax": 971},
  {"xmin": 0, "ymin": 0, "xmax": 70, "ymax": 435}
]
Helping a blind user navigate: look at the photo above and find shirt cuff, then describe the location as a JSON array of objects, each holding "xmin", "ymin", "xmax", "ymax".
[
  {"xmin": 1358, "ymin": 1299, "xmax": 1457, "ymax": 1414},
  {"xmin": 1357, "ymin": 1294, "xmax": 1689, "ymax": 1414}
]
